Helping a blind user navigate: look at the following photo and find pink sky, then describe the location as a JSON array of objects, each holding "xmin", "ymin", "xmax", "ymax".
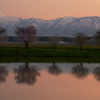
[{"xmin": 0, "ymin": 0, "xmax": 100, "ymax": 20}]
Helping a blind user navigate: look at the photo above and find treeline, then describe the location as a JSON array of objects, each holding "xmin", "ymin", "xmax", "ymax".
[
  {"xmin": 0, "ymin": 25, "xmax": 100, "ymax": 50},
  {"xmin": 8, "ymin": 36, "xmax": 73, "ymax": 42}
]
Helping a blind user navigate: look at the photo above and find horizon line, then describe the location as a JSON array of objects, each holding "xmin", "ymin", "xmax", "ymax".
[{"xmin": 0, "ymin": 12, "xmax": 100, "ymax": 20}]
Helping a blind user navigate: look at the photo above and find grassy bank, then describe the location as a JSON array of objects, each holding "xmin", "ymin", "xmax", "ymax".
[
  {"xmin": 1, "ymin": 44, "xmax": 100, "ymax": 58},
  {"xmin": 1, "ymin": 57, "xmax": 100, "ymax": 63}
]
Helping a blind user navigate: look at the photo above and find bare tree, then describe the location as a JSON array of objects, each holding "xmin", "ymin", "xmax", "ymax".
[
  {"xmin": 93, "ymin": 66, "xmax": 100, "ymax": 81},
  {"xmin": 0, "ymin": 26, "xmax": 8, "ymax": 44},
  {"xmin": 49, "ymin": 35, "xmax": 60, "ymax": 50},
  {"xmin": 48, "ymin": 63, "xmax": 62, "ymax": 76},
  {"xmin": 93, "ymin": 30, "xmax": 100, "ymax": 45},
  {"xmin": 71, "ymin": 63, "xmax": 89, "ymax": 79},
  {"xmin": 15, "ymin": 25, "xmax": 38, "ymax": 49},
  {"xmin": 14, "ymin": 63, "xmax": 40, "ymax": 85},
  {"xmin": 0, "ymin": 65, "xmax": 9, "ymax": 84},
  {"xmin": 73, "ymin": 33, "xmax": 88, "ymax": 50}
]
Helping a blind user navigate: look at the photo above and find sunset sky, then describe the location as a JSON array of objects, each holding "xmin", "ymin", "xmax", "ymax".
[{"xmin": 0, "ymin": 0, "xmax": 100, "ymax": 20}]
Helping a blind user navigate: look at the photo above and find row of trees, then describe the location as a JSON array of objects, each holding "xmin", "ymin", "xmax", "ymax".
[
  {"xmin": 0, "ymin": 25, "xmax": 100, "ymax": 49},
  {"xmin": 0, "ymin": 25, "xmax": 38, "ymax": 49}
]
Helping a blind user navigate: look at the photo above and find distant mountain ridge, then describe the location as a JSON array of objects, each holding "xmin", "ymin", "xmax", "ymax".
[{"xmin": 0, "ymin": 12, "xmax": 100, "ymax": 36}]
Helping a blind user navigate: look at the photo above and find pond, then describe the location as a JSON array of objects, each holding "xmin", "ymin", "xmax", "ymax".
[{"xmin": 0, "ymin": 62, "xmax": 100, "ymax": 100}]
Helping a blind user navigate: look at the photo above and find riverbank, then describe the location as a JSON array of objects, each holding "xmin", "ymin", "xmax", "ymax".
[
  {"xmin": 1, "ymin": 57, "xmax": 100, "ymax": 63},
  {"xmin": 0, "ymin": 44, "xmax": 100, "ymax": 58},
  {"xmin": 0, "ymin": 44, "xmax": 100, "ymax": 62}
]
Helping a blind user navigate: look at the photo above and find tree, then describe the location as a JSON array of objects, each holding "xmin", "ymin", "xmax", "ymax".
[
  {"xmin": 71, "ymin": 63, "xmax": 89, "ymax": 79},
  {"xmin": 0, "ymin": 65, "xmax": 9, "ymax": 84},
  {"xmin": 48, "ymin": 63, "xmax": 62, "ymax": 76},
  {"xmin": 49, "ymin": 35, "xmax": 60, "ymax": 50},
  {"xmin": 0, "ymin": 26, "xmax": 8, "ymax": 44},
  {"xmin": 93, "ymin": 66, "xmax": 100, "ymax": 81},
  {"xmin": 15, "ymin": 25, "xmax": 38, "ymax": 49},
  {"xmin": 73, "ymin": 33, "xmax": 88, "ymax": 50},
  {"xmin": 93, "ymin": 30, "xmax": 100, "ymax": 45},
  {"xmin": 14, "ymin": 63, "xmax": 40, "ymax": 85}
]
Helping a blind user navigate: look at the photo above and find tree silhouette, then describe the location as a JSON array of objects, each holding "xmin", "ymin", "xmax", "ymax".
[
  {"xmin": 0, "ymin": 26, "xmax": 8, "ymax": 44},
  {"xmin": 49, "ymin": 35, "xmax": 60, "ymax": 50},
  {"xmin": 0, "ymin": 65, "xmax": 8, "ymax": 84},
  {"xmin": 73, "ymin": 33, "xmax": 88, "ymax": 50},
  {"xmin": 93, "ymin": 67, "xmax": 100, "ymax": 81},
  {"xmin": 48, "ymin": 63, "xmax": 62, "ymax": 76},
  {"xmin": 15, "ymin": 25, "xmax": 39, "ymax": 49},
  {"xmin": 14, "ymin": 63, "xmax": 40, "ymax": 85},
  {"xmin": 71, "ymin": 63, "xmax": 89, "ymax": 79},
  {"xmin": 93, "ymin": 30, "xmax": 100, "ymax": 45}
]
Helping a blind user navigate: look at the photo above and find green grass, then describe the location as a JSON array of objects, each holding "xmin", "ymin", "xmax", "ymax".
[
  {"xmin": 1, "ymin": 44, "xmax": 100, "ymax": 62},
  {"xmin": 1, "ymin": 44, "xmax": 100, "ymax": 58},
  {"xmin": 1, "ymin": 57, "xmax": 100, "ymax": 63}
]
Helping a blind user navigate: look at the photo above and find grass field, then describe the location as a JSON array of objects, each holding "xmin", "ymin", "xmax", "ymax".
[
  {"xmin": 0, "ymin": 44, "xmax": 100, "ymax": 57},
  {"xmin": 0, "ymin": 44, "xmax": 100, "ymax": 62},
  {"xmin": 1, "ymin": 57, "xmax": 100, "ymax": 63},
  {"xmin": 1, "ymin": 44, "xmax": 100, "ymax": 58}
]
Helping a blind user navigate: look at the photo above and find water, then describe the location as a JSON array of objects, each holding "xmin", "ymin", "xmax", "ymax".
[{"xmin": 0, "ymin": 62, "xmax": 100, "ymax": 100}]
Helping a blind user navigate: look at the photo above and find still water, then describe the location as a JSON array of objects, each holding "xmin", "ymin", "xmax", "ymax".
[{"xmin": 0, "ymin": 62, "xmax": 100, "ymax": 100}]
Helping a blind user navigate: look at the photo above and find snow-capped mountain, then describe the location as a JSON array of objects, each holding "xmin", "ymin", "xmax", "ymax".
[{"xmin": 0, "ymin": 12, "xmax": 100, "ymax": 36}]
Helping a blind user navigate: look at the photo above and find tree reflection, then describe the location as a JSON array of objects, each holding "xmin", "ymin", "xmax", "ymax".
[
  {"xmin": 71, "ymin": 63, "xmax": 89, "ymax": 79},
  {"xmin": 48, "ymin": 63, "xmax": 62, "ymax": 76},
  {"xmin": 14, "ymin": 63, "xmax": 40, "ymax": 85},
  {"xmin": 0, "ymin": 65, "xmax": 8, "ymax": 84},
  {"xmin": 93, "ymin": 67, "xmax": 100, "ymax": 81}
]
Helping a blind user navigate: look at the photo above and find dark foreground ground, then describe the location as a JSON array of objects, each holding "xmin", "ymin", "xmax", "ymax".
[
  {"xmin": 0, "ymin": 44, "xmax": 100, "ymax": 62},
  {"xmin": 0, "ymin": 44, "xmax": 100, "ymax": 57}
]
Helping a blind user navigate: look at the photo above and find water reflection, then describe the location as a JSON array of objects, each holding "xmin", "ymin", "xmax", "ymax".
[
  {"xmin": 71, "ymin": 63, "xmax": 89, "ymax": 79},
  {"xmin": 14, "ymin": 63, "xmax": 40, "ymax": 85},
  {"xmin": 48, "ymin": 63, "xmax": 62, "ymax": 76},
  {"xmin": 0, "ymin": 65, "xmax": 8, "ymax": 84},
  {"xmin": 94, "ymin": 66, "xmax": 100, "ymax": 81},
  {"xmin": 2, "ymin": 62, "xmax": 100, "ymax": 100}
]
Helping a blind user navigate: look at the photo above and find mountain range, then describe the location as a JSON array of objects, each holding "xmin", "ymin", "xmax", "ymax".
[{"xmin": 0, "ymin": 12, "xmax": 100, "ymax": 36}]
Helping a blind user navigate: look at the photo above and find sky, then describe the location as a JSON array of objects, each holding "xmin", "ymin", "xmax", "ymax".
[{"xmin": 0, "ymin": 0, "xmax": 100, "ymax": 20}]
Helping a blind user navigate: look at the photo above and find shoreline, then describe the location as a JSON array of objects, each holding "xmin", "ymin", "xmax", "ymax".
[
  {"xmin": 1, "ymin": 57, "xmax": 100, "ymax": 63},
  {"xmin": 1, "ymin": 44, "xmax": 100, "ymax": 62}
]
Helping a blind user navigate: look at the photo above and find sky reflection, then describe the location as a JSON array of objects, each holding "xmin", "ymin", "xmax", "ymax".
[{"xmin": 0, "ymin": 62, "xmax": 100, "ymax": 100}]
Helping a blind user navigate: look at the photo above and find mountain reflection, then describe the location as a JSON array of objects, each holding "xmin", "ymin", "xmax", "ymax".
[
  {"xmin": 14, "ymin": 63, "xmax": 40, "ymax": 85},
  {"xmin": 48, "ymin": 63, "xmax": 62, "ymax": 76},
  {"xmin": 0, "ymin": 65, "xmax": 8, "ymax": 84},
  {"xmin": 71, "ymin": 63, "xmax": 89, "ymax": 79},
  {"xmin": 93, "ymin": 67, "xmax": 100, "ymax": 81}
]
